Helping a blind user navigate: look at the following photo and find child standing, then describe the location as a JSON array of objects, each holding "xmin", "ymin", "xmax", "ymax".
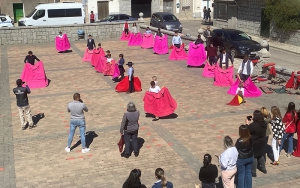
[
  {"xmin": 236, "ymin": 82, "xmax": 245, "ymax": 103},
  {"xmin": 118, "ymin": 54, "xmax": 125, "ymax": 78},
  {"xmin": 172, "ymin": 31, "xmax": 182, "ymax": 48}
]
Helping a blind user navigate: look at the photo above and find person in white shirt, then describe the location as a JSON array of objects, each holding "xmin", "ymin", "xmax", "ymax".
[
  {"xmin": 237, "ymin": 54, "xmax": 254, "ymax": 82},
  {"xmin": 172, "ymin": 31, "xmax": 182, "ymax": 48},
  {"xmin": 145, "ymin": 27, "xmax": 152, "ymax": 34},
  {"xmin": 217, "ymin": 48, "xmax": 234, "ymax": 69},
  {"xmin": 236, "ymin": 82, "xmax": 246, "ymax": 103},
  {"xmin": 131, "ymin": 22, "xmax": 139, "ymax": 35},
  {"xmin": 149, "ymin": 81, "xmax": 161, "ymax": 121},
  {"xmin": 218, "ymin": 136, "xmax": 238, "ymax": 188}
]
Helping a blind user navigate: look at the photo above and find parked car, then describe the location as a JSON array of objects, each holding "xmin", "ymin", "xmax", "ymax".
[
  {"xmin": 210, "ymin": 29, "xmax": 267, "ymax": 58},
  {"xmin": 0, "ymin": 14, "xmax": 14, "ymax": 28},
  {"xmin": 150, "ymin": 12, "xmax": 182, "ymax": 33},
  {"xmin": 97, "ymin": 14, "xmax": 137, "ymax": 22}
]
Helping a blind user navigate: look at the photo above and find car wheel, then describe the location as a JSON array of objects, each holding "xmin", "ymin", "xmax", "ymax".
[{"xmin": 231, "ymin": 48, "xmax": 237, "ymax": 58}]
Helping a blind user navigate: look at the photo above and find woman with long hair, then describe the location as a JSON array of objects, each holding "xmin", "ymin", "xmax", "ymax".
[
  {"xmin": 270, "ymin": 106, "xmax": 284, "ymax": 165},
  {"xmin": 123, "ymin": 169, "xmax": 146, "ymax": 188},
  {"xmin": 219, "ymin": 136, "xmax": 238, "ymax": 188},
  {"xmin": 199, "ymin": 154, "xmax": 218, "ymax": 188},
  {"xmin": 260, "ymin": 107, "xmax": 272, "ymax": 162},
  {"xmin": 247, "ymin": 110, "xmax": 267, "ymax": 177},
  {"xmin": 235, "ymin": 125, "xmax": 253, "ymax": 188},
  {"xmin": 293, "ymin": 109, "xmax": 300, "ymax": 157},
  {"xmin": 280, "ymin": 102, "xmax": 298, "ymax": 157},
  {"xmin": 152, "ymin": 168, "xmax": 173, "ymax": 188}
]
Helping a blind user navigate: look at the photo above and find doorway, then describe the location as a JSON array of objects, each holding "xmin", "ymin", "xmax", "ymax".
[
  {"xmin": 131, "ymin": 0, "xmax": 152, "ymax": 18},
  {"xmin": 260, "ymin": 8, "xmax": 270, "ymax": 38},
  {"xmin": 97, "ymin": 1, "xmax": 109, "ymax": 20},
  {"xmin": 163, "ymin": 0, "xmax": 174, "ymax": 13},
  {"xmin": 13, "ymin": 3, "xmax": 24, "ymax": 22}
]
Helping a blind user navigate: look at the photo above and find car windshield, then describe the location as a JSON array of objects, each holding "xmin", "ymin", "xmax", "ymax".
[
  {"xmin": 26, "ymin": 9, "xmax": 37, "ymax": 18},
  {"xmin": 228, "ymin": 32, "xmax": 251, "ymax": 41},
  {"xmin": 163, "ymin": 15, "xmax": 178, "ymax": 22},
  {"xmin": 102, "ymin": 15, "xmax": 114, "ymax": 20}
]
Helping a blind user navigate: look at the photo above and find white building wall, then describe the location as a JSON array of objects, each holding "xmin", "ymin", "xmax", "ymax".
[{"xmin": 88, "ymin": 0, "xmax": 120, "ymax": 21}]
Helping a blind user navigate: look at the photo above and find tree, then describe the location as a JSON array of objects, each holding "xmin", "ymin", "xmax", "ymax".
[{"xmin": 264, "ymin": 0, "xmax": 300, "ymax": 32}]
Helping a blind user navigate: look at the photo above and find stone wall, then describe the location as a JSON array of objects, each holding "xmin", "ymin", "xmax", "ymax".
[
  {"xmin": 270, "ymin": 25, "xmax": 300, "ymax": 47},
  {"xmin": 119, "ymin": 0, "xmax": 131, "ymax": 16},
  {"xmin": 0, "ymin": 21, "xmax": 144, "ymax": 45}
]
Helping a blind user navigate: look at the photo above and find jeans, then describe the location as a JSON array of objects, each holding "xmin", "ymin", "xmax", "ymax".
[
  {"xmin": 124, "ymin": 130, "xmax": 138, "ymax": 154},
  {"xmin": 272, "ymin": 138, "xmax": 280, "ymax": 161},
  {"xmin": 236, "ymin": 156, "xmax": 253, "ymax": 188},
  {"xmin": 17, "ymin": 105, "xmax": 33, "ymax": 128},
  {"xmin": 280, "ymin": 133, "xmax": 294, "ymax": 154},
  {"xmin": 252, "ymin": 155, "xmax": 266, "ymax": 174},
  {"xmin": 67, "ymin": 119, "xmax": 86, "ymax": 149},
  {"xmin": 202, "ymin": 183, "xmax": 215, "ymax": 188}
]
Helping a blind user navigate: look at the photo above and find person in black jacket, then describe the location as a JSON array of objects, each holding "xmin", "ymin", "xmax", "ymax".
[
  {"xmin": 122, "ymin": 169, "xmax": 146, "ymax": 188},
  {"xmin": 216, "ymin": 48, "xmax": 233, "ymax": 69},
  {"xmin": 246, "ymin": 110, "xmax": 267, "ymax": 177},
  {"xmin": 235, "ymin": 124, "xmax": 253, "ymax": 188},
  {"xmin": 87, "ymin": 35, "xmax": 96, "ymax": 50},
  {"xmin": 24, "ymin": 51, "xmax": 40, "ymax": 65},
  {"xmin": 195, "ymin": 35, "xmax": 204, "ymax": 45},
  {"xmin": 199, "ymin": 153, "xmax": 218, "ymax": 188},
  {"xmin": 12, "ymin": 79, "xmax": 34, "ymax": 130}
]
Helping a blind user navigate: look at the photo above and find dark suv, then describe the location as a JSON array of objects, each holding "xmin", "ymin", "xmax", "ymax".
[
  {"xmin": 150, "ymin": 12, "xmax": 182, "ymax": 32},
  {"xmin": 211, "ymin": 29, "xmax": 264, "ymax": 58}
]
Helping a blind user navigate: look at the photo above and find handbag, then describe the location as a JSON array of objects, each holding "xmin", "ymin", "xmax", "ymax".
[{"xmin": 117, "ymin": 135, "xmax": 125, "ymax": 152}]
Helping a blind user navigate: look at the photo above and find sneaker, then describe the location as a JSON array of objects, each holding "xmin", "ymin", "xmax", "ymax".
[
  {"xmin": 65, "ymin": 147, "xmax": 70, "ymax": 152},
  {"xmin": 82, "ymin": 148, "xmax": 90, "ymax": 153},
  {"xmin": 286, "ymin": 153, "xmax": 291, "ymax": 158}
]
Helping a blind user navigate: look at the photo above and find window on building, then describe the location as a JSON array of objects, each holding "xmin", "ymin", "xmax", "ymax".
[
  {"xmin": 65, "ymin": 8, "xmax": 82, "ymax": 17},
  {"xmin": 215, "ymin": 3, "xmax": 227, "ymax": 20},
  {"xmin": 48, "ymin": 9, "xmax": 65, "ymax": 18}
]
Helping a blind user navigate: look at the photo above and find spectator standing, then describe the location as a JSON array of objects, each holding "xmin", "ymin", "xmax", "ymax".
[
  {"xmin": 90, "ymin": 11, "xmax": 95, "ymax": 23},
  {"xmin": 203, "ymin": 26, "xmax": 212, "ymax": 46},
  {"xmin": 260, "ymin": 107, "xmax": 272, "ymax": 161},
  {"xmin": 235, "ymin": 125, "xmax": 253, "ymax": 188},
  {"xmin": 219, "ymin": 136, "xmax": 238, "ymax": 188},
  {"xmin": 122, "ymin": 169, "xmax": 146, "ymax": 188},
  {"xmin": 247, "ymin": 110, "xmax": 267, "ymax": 177},
  {"xmin": 270, "ymin": 106, "xmax": 284, "ymax": 165},
  {"xmin": 203, "ymin": 6, "xmax": 207, "ymax": 21},
  {"xmin": 280, "ymin": 102, "xmax": 298, "ymax": 157},
  {"xmin": 206, "ymin": 8, "xmax": 212, "ymax": 22},
  {"xmin": 13, "ymin": 79, "xmax": 34, "ymax": 130},
  {"xmin": 199, "ymin": 153, "xmax": 218, "ymax": 188},
  {"xmin": 120, "ymin": 102, "xmax": 140, "ymax": 158},
  {"xmin": 152, "ymin": 168, "xmax": 173, "ymax": 188},
  {"xmin": 65, "ymin": 93, "xmax": 90, "ymax": 153},
  {"xmin": 24, "ymin": 51, "xmax": 40, "ymax": 65}
]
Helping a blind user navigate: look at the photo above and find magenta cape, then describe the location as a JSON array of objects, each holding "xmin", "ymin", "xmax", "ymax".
[
  {"xmin": 214, "ymin": 66, "xmax": 234, "ymax": 87},
  {"xmin": 227, "ymin": 78, "xmax": 262, "ymax": 98},
  {"xmin": 153, "ymin": 35, "xmax": 169, "ymax": 54},
  {"xmin": 103, "ymin": 59, "xmax": 116, "ymax": 76},
  {"xmin": 95, "ymin": 56, "xmax": 106, "ymax": 73},
  {"xmin": 20, "ymin": 61, "xmax": 48, "ymax": 89},
  {"xmin": 141, "ymin": 33, "xmax": 154, "ymax": 49},
  {"xmin": 186, "ymin": 42, "xmax": 206, "ymax": 66},
  {"xmin": 169, "ymin": 45, "xmax": 187, "ymax": 60},
  {"xmin": 90, "ymin": 48, "xmax": 105, "ymax": 66},
  {"xmin": 128, "ymin": 32, "xmax": 143, "ymax": 46},
  {"xmin": 113, "ymin": 64, "xmax": 120, "ymax": 78},
  {"xmin": 143, "ymin": 87, "xmax": 177, "ymax": 117},
  {"xmin": 82, "ymin": 49, "xmax": 94, "ymax": 62},
  {"xmin": 120, "ymin": 31, "xmax": 131, "ymax": 41},
  {"xmin": 115, "ymin": 76, "xmax": 142, "ymax": 92},
  {"xmin": 202, "ymin": 62, "xmax": 216, "ymax": 78},
  {"xmin": 55, "ymin": 34, "xmax": 70, "ymax": 52}
]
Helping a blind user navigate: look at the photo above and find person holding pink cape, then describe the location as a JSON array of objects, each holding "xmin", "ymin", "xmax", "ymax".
[
  {"xmin": 90, "ymin": 43, "xmax": 105, "ymax": 67},
  {"xmin": 141, "ymin": 27, "xmax": 154, "ymax": 49},
  {"xmin": 55, "ymin": 31, "xmax": 71, "ymax": 53},
  {"xmin": 103, "ymin": 54, "xmax": 116, "ymax": 76},
  {"xmin": 120, "ymin": 20, "xmax": 131, "ymax": 41},
  {"xmin": 169, "ymin": 31, "xmax": 187, "ymax": 60},
  {"xmin": 153, "ymin": 29, "xmax": 169, "ymax": 55},
  {"xmin": 82, "ymin": 35, "xmax": 96, "ymax": 62},
  {"xmin": 186, "ymin": 35, "xmax": 206, "ymax": 67},
  {"xmin": 128, "ymin": 23, "xmax": 142, "ymax": 46}
]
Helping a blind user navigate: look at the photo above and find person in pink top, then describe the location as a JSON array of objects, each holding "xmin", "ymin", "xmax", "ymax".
[{"xmin": 280, "ymin": 102, "xmax": 298, "ymax": 157}]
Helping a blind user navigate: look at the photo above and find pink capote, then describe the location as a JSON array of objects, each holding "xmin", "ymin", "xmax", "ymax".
[
  {"xmin": 95, "ymin": 56, "xmax": 106, "ymax": 73},
  {"xmin": 120, "ymin": 31, "xmax": 131, "ymax": 41},
  {"xmin": 186, "ymin": 42, "xmax": 206, "ymax": 66},
  {"xmin": 141, "ymin": 33, "xmax": 154, "ymax": 49},
  {"xmin": 202, "ymin": 62, "xmax": 216, "ymax": 78},
  {"xmin": 90, "ymin": 48, "xmax": 105, "ymax": 66},
  {"xmin": 82, "ymin": 48, "xmax": 94, "ymax": 62},
  {"xmin": 55, "ymin": 34, "xmax": 70, "ymax": 52},
  {"xmin": 128, "ymin": 32, "xmax": 143, "ymax": 46},
  {"xmin": 227, "ymin": 77, "xmax": 262, "ymax": 97},
  {"xmin": 103, "ymin": 59, "xmax": 116, "ymax": 76},
  {"xmin": 169, "ymin": 45, "xmax": 187, "ymax": 60},
  {"xmin": 214, "ymin": 66, "xmax": 234, "ymax": 87},
  {"xmin": 20, "ymin": 61, "xmax": 48, "ymax": 89},
  {"xmin": 153, "ymin": 35, "xmax": 169, "ymax": 54},
  {"xmin": 143, "ymin": 87, "xmax": 177, "ymax": 117},
  {"xmin": 113, "ymin": 64, "xmax": 120, "ymax": 78}
]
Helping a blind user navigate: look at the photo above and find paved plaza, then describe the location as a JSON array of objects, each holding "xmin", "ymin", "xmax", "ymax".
[{"xmin": 0, "ymin": 39, "xmax": 300, "ymax": 188}]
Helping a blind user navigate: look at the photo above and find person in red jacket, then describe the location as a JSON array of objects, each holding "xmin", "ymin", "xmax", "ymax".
[
  {"xmin": 123, "ymin": 20, "xmax": 129, "ymax": 35},
  {"xmin": 206, "ymin": 42, "xmax": 218, "ymax": 65},
  {"xmin": 280, "ymin": 102, "xmax": 298, "ymax": 157},
  {"xmin": 90, "ymin": 11, "xmax": 95, "ymax": 23}
]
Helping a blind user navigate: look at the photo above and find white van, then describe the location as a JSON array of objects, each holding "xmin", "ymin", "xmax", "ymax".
[{"xmin": 18, "ymin": 3, "xmax": 85, "ymax": 26}]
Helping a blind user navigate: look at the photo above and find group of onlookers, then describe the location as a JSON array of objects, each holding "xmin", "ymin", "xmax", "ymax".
[{"xmin": 199, "ymin": 102, "xmax": 300, "ymax": 188}]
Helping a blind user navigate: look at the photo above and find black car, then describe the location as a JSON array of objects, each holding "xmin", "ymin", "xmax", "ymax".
[
  {"xmin": 97, "ymin": 14, "xmax": 137, "ymax": 22},
  {"xmin": 150, "ymin": 12, "xmax": 182, "ymax": 32},
  {"xmin": 210, "ymin": 29, "xmax": 264, "ymax": 58}
]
